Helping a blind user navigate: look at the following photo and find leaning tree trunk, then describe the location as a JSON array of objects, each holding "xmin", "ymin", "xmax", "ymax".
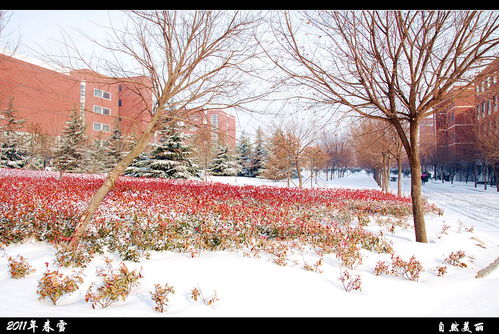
[
  {"xmin": 68, "ymin": 107, "xmax": 166, "ymax": 250},
  {"xmin": 408, "ymin": 121, "xmax": 428, "ymax": 243}
]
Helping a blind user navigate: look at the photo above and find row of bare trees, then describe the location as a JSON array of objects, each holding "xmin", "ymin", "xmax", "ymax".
[
  {"xmin": 263, "ymin": 10, "xmax": 498, "ymax": 243},
  {"xmin": 261, "ymin": 116, "xmax": 352, "ymax": 188},
  {"xmin": 1, "ymin": 10, "xmax": 497, "ymax": 248},
  {"xmin": 351, "ymin": 118, "xmax": 406, "ymax": 197}
]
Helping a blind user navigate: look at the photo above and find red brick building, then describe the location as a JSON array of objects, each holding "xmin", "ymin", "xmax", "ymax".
[
  {"xmin": 0, "ymin": 53, "xmax": 236, "ymax": 148},
  {"xmin": 427, "ymin": 57, "xmax": 498, "ymax": 182},
  {"xmin": 475, "ymin": 58, "xmax": 498, "ymax": 134},
  {"xmin": 433, "ymin": 86, "xmax": 477, "ymax": 163},
  {"xmin": 181, "ymin": 109, "xmax": 236, "ymax": 148}
]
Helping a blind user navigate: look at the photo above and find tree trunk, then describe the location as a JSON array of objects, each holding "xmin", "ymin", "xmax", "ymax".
[
  {"xmin": 397, "ymin": 156, "xmax": 402, "ymax": 197},
  {"xmin": 68, "ymin": 109, "xmax": 165, "ymax": 250},
  {"xmin": 408, "ymin": 121, "xmax": 428, "ymax": 243},
  {"xmin": 474, "ymin": 162, "xmax": 478, "ymax": 188},
  {"xmin": 484, "ymin": 162, "xmax": 487, "ymax": 190},
  {"xmin": 494, "ymin": 163, "xmax": 499, "ymax": 192},
  {"xmin": 296, "ymin": 160, "xmax": 303, "ymax": 188}
]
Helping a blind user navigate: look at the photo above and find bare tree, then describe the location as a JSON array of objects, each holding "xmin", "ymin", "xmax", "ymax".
[
  {"xmin": 351, "ymin": 118, "xmax": 394, "ymax": 193},
  {"xmin": 320, "ymin": 131, "xmax": 353, "ymax": 180},
  {"xmin": 302, "ymin": 145, "xmax": 328, "ymax": 187},
  {"xmin": 191, "ymin": 122, "xmax": 215, "ymax": 182},
  {"xmin": 264, "ymin": 10, "xmax": 498, "ymax": 243},
  {"xmin": 43, "ymin": 11, "xmax": 265, "ymax": 250},
  {"xmin": 261, "ymin": 127, "xmax": 297, "ymax": 186}
]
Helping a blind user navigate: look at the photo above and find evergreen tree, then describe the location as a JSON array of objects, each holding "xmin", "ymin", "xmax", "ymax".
[
  {"xmin": 125, "ymin": 124, "xmax": 199, "ymax": 179},
  {"xmin": 124, "ymin": 153, "xmax": 150, "ymax": 177},
  {"xmin": 209, "ymin": 144, "xmax": 239, "ymax": 176},
  {"xmin": 83, "ymin": 139, "xmax": 108, "ymax": 174},
  {"xmin": 237, "ymin": 131, "xmax": 253, "ymax": 177},
  {"xmin": 53, "ymin": 108, "xmax": 88, "ymax": 173},
  {"xmin": 103, "ymin": 124, "xmax": 125, "ymax": 172},
  {"xmin": 250, "ymin": 127, "xmax": 266, "ymax": 177},
  {"xmin": 0, "ymin": 98, "xmax": 28, "ymax": 168}
]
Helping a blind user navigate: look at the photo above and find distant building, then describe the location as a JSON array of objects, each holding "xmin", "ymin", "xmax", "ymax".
[
  {"xmin": 0, "ymin": 53, "xmax": 236, "ymax": 148},
  {"xmin": 475, "ymin": 58, "xmax": 499, "ymax": 135},
  {"xmin": 429, "ymin": 58, "xmax": 498, "ymax": 164},
  {"xmin": 433, "ymin": 86, "xmax": 477, "ymax": 164}
]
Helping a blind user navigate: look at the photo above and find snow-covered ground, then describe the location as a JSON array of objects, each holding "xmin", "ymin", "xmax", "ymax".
[{"xmin": 1, "ymin": 170, "xmax": 498, "ymax": 317}]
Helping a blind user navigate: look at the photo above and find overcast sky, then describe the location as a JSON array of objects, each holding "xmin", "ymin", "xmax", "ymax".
[
  {"xmin": 3, "ymin": 10, "xmax": 345, "ymax": 141},
  {"xmin": 4, "ymin": 10, "xmax": 286, "ymax": 139}
]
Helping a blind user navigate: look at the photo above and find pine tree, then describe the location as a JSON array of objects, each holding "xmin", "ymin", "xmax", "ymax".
[
  {"xmin": 125, "ymin": 124, "xmax": 199, "ymax": 179},
  {"xmin": 83, "ymin": 139, "xmax": 108, "ymax": 174},
  {"xmin": 53, "ymin": 108, "xmax": 88, "ymax": 173},
  {"xmin": 250, "ymin": 127, "xmax": 266, "ymax": 177},
  {"xmin": 0, "ymin": 98, "xmax": 28, "ymax": 168},
  {"xmin": 209, "ymin": 144, "xmax": 239, "ymax": 176},
  {"xmin": 103, "ymin": 124, "xmax": 125, "ymax": 172},
  {"xmin": 237, "ymin": 131, "xmax": 253, "ymax": 177}
]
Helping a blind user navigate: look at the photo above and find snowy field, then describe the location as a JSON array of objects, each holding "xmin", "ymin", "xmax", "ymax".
[{"xmin": 1, "ymin": 170, "xmax": 498, "ymax": 317}]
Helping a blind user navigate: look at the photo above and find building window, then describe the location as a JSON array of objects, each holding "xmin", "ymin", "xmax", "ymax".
[
  {"xmin": 93, "ymin": 122, "xmax": 111, "ymax": 132},
  {"xmin": 80, "ymin": 81, "xmax": 86, "ymax": 113},
  {"xmin": 94, "ymin": 88, "xmax": 111, "ymax": 100},
  {"xmin": 118, "ymin": 99, "xmax": 122, "ymax": 107},
  {"xmin": 118, "ymin": 84, "xmax": 123, "ymax": 92},
  {"xmin": 93, "ymin": 105, "xmax": 111, "ymax": 115},
  {"xmin": 211, "ymin": 114, "xmax": 219, "ymax": 128}
]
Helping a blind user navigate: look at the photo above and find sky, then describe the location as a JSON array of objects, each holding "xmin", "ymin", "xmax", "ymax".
[
  {"xmin": 2, "ymin": 10, "xmax": 274, "ymax": 139},
  {"xmin": 2, "ymin": 10, "xmax": 343, "ymax": 141}
]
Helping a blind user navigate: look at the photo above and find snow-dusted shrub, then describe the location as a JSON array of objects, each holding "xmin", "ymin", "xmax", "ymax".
[
  {"xmin": 444, "ymin": 251, "xmax": 467, "ymax": 268},
  {"xmin": 374, "ymin": 260, "xmax": 391, "ymax": 276},
  {"xmin": 359, "ymin": 231, "xmax": 394, "ymax": 254},
  {"xmin": 85, "ymin": 258, "xmax": 143, "ymax": 309},
  {"xmin": 37, "ymin": 263, "xmax": 83, "ymax": 305},
  {"xmin": 303, "ymin": 257, "xmax": 323, "ymax": 273},
  {"xmin": 190, "ymin": 287, "xmax": 219, "ymax": 306},
  {"xmin": 338, "ymin": 270, "xmax": 362, "ymax": 292},
  {"xmin": 335, "ymin": 241, "xmax": 363, "ymax": 269},
  {"xmin": 190, "ymin": 287, "xmax": 201, "ymax": 302},
  {"xmin": 373, "ymin": 255, "xmax": 424, "ymax": 281},
  {"xmin": 389, "ymin": 254, "xmax": 424, "ymax": 281},
  {"xmin": 8, "ymin": 255, "xmax": 35, "ymax": 279},
  {"xmin": 150, "ymin": 283, "xmax": 175, "ymax": 313},
  {"xmin": 434, "ymin": 266, "xmax": 448, "ymax": 277},
  {"xmin": 55, "ymin": 246, "xmax": 93, "ymax": 268}
]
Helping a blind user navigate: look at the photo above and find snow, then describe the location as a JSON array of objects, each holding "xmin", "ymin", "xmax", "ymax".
[{"xmin": 1, "ymin": 170, "xmax": 499, "ymax": 317}]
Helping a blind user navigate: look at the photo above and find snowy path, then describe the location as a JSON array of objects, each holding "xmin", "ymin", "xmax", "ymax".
[{"xmin": 421, "ymin": 181, "xmax": 499, "ymax": 229}]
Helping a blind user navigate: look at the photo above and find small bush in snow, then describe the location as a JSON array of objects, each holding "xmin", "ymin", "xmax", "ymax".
[
  {"xmin": 338, "ymin": 270, "xmax": 362, "ymax": 292},
  {"xmin": 303, "ymin": 257, "xmax": 323, "ymax": 273},
  {"xmin": 434, "ymin": 266, "xmax": 448, "ymax": 277},
  {"xmin": 390, "ymin": 254, "xmax": 424, "ymax": 281},
  {"xmin": 8, "ymin": 255, "xmax": 35, "ymax": 279},
  {"xmin": 55, "ymin": 246, "xmax": 93, "ymax": 268},
  {"xmin": 37, "ymin": 263, "xmax": 83, "ymax": 305},
  {"xmin": 374, "ymin": 260, "xmax": 391, "ymax": 276},
  {"xmin": 150, "ymin": 283, "xmax": 175, "ymax": 313},
  {"xmin": 373, "ymin": 255, "xmax": 424, "ymax": 281},
  {"xmin": 190, "ymin": 287, "xmax": 201, "ymax": 302},
  {"xmin": 190, "ymin": 287, "xmax": 219, "ymax": 306},
  {"xmin": 85, "ymin": 258, "xmax": 143, "ymax": 309},
  {"xmin": 444, "ymin": 251, "xmax": 467, "ymax": 268}
]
